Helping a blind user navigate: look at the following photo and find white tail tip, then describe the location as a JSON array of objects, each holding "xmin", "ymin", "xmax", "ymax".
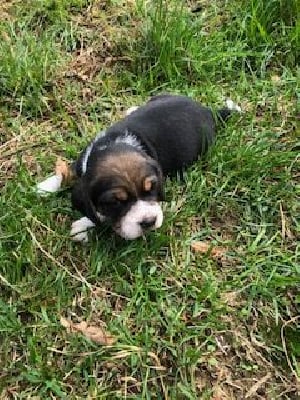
[{"xmin": 226, "ymin": 99, "xmax": 242, "ymax": 113}]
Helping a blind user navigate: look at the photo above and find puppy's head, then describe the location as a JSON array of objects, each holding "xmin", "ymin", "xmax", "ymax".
[{"xmin": 85, "ymin": 148, "xmax": 164, "ymax": 240}]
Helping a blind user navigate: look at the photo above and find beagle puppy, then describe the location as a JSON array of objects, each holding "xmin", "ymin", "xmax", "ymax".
[{"xmin": 37, "ymin": 94, "xmax": 241, "ymax": 241}]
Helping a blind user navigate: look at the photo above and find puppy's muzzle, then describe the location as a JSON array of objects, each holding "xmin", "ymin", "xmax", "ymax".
[{"xmin": 116, "ymin": 200, "xmax": 163, "ymax": 240}]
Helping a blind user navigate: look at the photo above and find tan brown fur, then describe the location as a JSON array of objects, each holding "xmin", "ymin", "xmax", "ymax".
[
  {"xmin": 143, "ymin": 176, "xmax": 156, "ymax": 192},
  {"xmin": 55, "ymin": 158, "xmax": 76, "ymax": 186},
  {"xmin": 93, "ymin": 152, "xmax": 153, "ymax": 197}
]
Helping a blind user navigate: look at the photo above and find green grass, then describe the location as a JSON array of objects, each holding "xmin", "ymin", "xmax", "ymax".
[{"xmin": 1, "ymin": 0, "xmax": 299, "ymax": 398}]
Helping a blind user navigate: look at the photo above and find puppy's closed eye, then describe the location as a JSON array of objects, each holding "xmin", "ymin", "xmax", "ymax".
[
  {"xmin": 100, "ymin": 189, "xmax": 128, "ymax": 205},
  {"xmin": 114, "ymin": 189, "xmax": 128, "ymax": 202}
]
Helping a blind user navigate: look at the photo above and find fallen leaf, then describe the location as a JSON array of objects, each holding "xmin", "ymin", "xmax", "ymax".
[
  {"xmin": 82, "ymin": 87, "xmax": 93, "ymax": 101},
  {"xmin": 211, "ymin": 386, "xmax": 231, "ymax": 400},
  {"xmin": 55, "ymin": 158, "xmax": 75, "ymax": 185},
  {"xmin": 245, "ymin": 373, "xmax": 271, "ymax": 398},
  {"xmin": 1, "ymin": 31, "xmax": 10, "ymax": 42},
  {"xmin": 60, "ymin": 315, "xmax": 71, "ymax": 329},
  {"xmin": 191, "ymin": 241, "xmax": 227, "ymax": 259},
  {"xmin": 221, "ymin": 291, "xmax": 243, "ymax": 307},
  {"xmin": 60, "ymin": 316, "xmax": 116, "ymax": 345},
  {"xmin": 271, "ymin": 75, "xmax": 281, "ymax": 83}
]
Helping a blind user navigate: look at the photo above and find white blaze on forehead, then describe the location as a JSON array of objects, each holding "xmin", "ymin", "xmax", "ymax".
[{"xmin": 117, "ymin": 200, "xmax": 163, "ymax": 240}]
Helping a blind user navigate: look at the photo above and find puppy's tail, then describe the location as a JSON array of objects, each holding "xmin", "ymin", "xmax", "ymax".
[{"xmin": 216, "ymin": 99, "xmax": 242, "ymax": 124}]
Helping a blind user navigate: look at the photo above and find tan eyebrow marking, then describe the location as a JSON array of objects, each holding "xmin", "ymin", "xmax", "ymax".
[{"xmin": 143, "ymin": 176, "xmax": 156, "ymax": 192}]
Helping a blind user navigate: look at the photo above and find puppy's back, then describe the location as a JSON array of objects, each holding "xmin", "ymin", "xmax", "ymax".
[{"xmin": 106, "ymin": 95, "xmax": 216, "ymax": 174}]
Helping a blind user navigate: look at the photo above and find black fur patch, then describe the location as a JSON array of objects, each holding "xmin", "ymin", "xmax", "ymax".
[{"xmin": 71, "ymin": 94, "xmax": 233, "ymax": 226}]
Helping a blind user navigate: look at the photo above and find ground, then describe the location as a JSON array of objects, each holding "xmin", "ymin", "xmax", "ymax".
[{"xmin": 0, "ymin": 0, "xmax": 299, "ymax": 398}]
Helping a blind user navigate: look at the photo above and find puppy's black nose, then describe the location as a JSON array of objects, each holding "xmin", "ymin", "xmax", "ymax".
[{"xmin": 140, "ymin": 217, "xmax": 156, "ymax": 230}]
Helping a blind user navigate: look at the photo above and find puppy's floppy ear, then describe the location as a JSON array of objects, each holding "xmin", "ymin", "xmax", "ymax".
[
  {"xmin": 147, "ymin": 158, "xmax": 165, "ymax": 201},
  {"xmin": 71, "ymin": 179, "xmax": 99, "ymax": 224}
]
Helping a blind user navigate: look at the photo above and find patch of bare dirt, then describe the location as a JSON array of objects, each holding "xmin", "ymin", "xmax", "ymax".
[
  {"xmin": 0, "ymin": 0, "xmax": 21, "ymax": 21},
  {"xmin": 194, "ymin": 313, "xmax": 300, "ymax": 399},
  {"xmin": 189, "ymin": 210, "xmax": 239, "ymax": 242},
  {"xmin": 62, "ymin": 0, "xmax": 138, "ymax": 80},
  {"xmin": 51, "ymin": 0, "xmax": 140, "ymax": 124}
]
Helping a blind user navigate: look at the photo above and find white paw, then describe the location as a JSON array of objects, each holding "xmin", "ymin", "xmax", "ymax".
[
  {"xmin": 70, "ymin": 217, "xmax": 95, "ymax": 242},
  {"xmin": 36, "ymin": 174, "xmax": 63, "ymax": 196},
  {"xmin": 125, "ymin": 106, "xmax": 139, "ymax": 116},
  {"xmin": 226, "ymin": 99, "xmax": 242, "ymax": 113},
  {"xmin": 71, "ymin": 230, "xmax": 89, "ymax": 242}
]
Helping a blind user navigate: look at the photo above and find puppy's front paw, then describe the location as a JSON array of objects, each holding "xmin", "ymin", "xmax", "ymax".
[
  {"xmin": 70, "ymin": 217, "xmax": 95, "ymax": 242},
  {"xmin": 71, "ymin": 230, "xmax": 89, "ymax": 242},
  {"xmin": 36, "ymin": 174, "xmax": 63, "ymax": 196}
]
